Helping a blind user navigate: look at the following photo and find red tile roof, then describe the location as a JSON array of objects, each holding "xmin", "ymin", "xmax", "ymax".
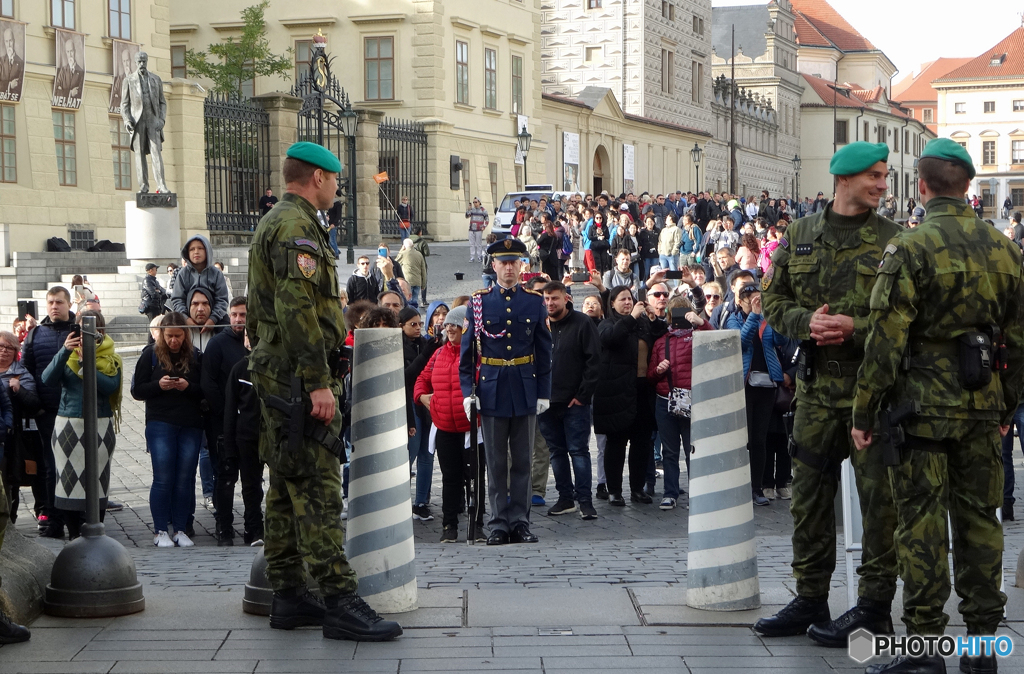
[
  {"xmin": 934, "ymin": 26, "xmax": 1024, "ymax": 83},
  {"xmin": 801, "ymin": 74, "xmax": 913, "ymax": 120},
  {"xmin": 791, "ymin": 0, "xmax": 876, "ymax": 52},
  {"xmin": 892, "ymin": 58, "xmax": 973, "ymax": 102}
]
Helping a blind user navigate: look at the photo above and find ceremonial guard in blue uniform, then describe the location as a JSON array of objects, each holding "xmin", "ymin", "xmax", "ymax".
[{"xmin": 460, "ymin": 237, "xmax": 552, "ymax": 545}]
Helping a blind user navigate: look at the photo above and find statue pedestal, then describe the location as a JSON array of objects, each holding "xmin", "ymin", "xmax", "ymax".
[{"xmin": 125, "ymin": 197, "xmax": 180, "ymax": 260}]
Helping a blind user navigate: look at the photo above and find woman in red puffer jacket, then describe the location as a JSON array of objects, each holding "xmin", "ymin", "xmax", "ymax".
[{"xmin": 413, "ymin": 306, "xmax": 481, "ymax": 543}]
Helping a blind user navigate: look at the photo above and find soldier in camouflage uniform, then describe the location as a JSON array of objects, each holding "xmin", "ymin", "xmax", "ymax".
[
  {"xmin": 0, "ymin": 480, "xmax": 31, "ymax": 643},
  {"xmin": 852, "ymin": 139, "xmax": 1024, "ymax": 674},
  {"xmin": 248, "ymin": 141, "xmax": 402, "ymax": 642},
  {"xmin": 757, "ymin": 142, "xmax": 901, "ymax": 646}
]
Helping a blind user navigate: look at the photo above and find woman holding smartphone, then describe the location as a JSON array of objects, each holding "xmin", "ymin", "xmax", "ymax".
[{"xmin": 131, "ymin": 312, "xmax": 204, "ymax": 547}]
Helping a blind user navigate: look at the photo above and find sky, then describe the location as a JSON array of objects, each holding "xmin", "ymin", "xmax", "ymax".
[{"xmin": 711, "ymin": 0, "xmax": 1024, "ymax": 82}]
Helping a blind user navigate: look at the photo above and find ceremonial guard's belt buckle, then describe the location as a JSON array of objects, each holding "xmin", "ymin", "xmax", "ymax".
[
  {"xmin": 826, "ymin": 361, "xmax": 843, "ymax": 378},
  {"xmin": 482, "ymin": 355, "xmax": 534, "ymax": 367}
]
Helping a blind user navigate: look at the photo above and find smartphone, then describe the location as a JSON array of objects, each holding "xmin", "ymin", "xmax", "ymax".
[
  {"xmin": 671, "ymin": 315, "xmax": 693, "ymax": 330},
  {"xmin": 377, "ymin": 246, "xmax": 388, "ymax": 258},
  {"xmin": 17, "ymin": 300, "xmax": 36, "ymax": 319},
  {"xmin": 521, "ymin": 257, "xmax": 530, "ymax": 265},
  {"xmin": 167, "ymin": 376, "xmax": 180, "ymax": 381},
  {"xmin": 68, "ymin": 324, "xmax": 81, "ymax": 339},
  {"xmin": 664, "ymin": 270, "xmax": 684, "ymax": 280},
  {"xmin": 571, "ymin": 272, "xmax": 590, "ymax": 283}
]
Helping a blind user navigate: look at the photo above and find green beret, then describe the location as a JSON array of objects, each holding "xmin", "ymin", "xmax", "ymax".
[
  {"xmin": 285, "ymin": 141, "xmax": 342, "ymax": 173},
  {"xmin": 829, "ymin": 142, "xmax": 889, "ymax": 176},
  {"xmin": 920, "ymin": 138, "xmax": 976, "ymax": 179}
]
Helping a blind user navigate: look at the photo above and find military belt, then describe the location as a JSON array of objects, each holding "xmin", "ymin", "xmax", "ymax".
[
  {"xmin": 817, "ymin": 359, "xmax": 861, "ymax": 378},
  {"xmin": 789, "ymin": 443, "xmax": 841, "ymax": 477},
  {"xmin": 480, "ymin": 355, "xmax": 534, "ymax": 367},
  {"xmin": 910, "ymin": 339, "xmax": 958, "ymax": 358}
]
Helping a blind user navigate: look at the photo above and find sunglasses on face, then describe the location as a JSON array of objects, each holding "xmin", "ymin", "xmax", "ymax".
[
  {"xmin": 649, "ymin": 292, "xmax": 668, "ymax": 298},
  {"xmin": 706, "ymin": 294, "xmax": 721, "ymax": 300}
]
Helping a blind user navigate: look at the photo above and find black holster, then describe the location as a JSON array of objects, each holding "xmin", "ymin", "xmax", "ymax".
[
  {"xmin": 796, "ymin": 341, "xmax": 816, "ymax": 382},
  {"xmin": 877, "ymin": 401, "xmax": 921, "ymax": 467}
]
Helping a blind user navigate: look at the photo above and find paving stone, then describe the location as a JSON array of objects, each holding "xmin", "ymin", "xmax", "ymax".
[
  {"xmin": 396, "ymin": 659, "xmax": 542, "ymax": 671},
  {"xmin": 110, "ymin": 662, "xmax": 259, "ymax": 673},
  {"xmin": 467, "ymin": 588, "xmax": 639, "ymax": 627}
]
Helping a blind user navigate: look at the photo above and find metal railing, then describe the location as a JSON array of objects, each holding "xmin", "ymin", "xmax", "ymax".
[
  {"xmin": 204, "ymin": 93, "xmax": 271, "ymax": 232},
  {"xmin": 378, "ymin": 118, "xmax": 428, "ymax": 237}
]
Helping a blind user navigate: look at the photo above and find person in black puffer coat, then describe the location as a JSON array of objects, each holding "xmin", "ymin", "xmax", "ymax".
[
  {"xmin": 400, "ymin": 306, "xmax": 437, "ymax": 522},
  {"xmin": 20, "ymin": 287, "xmax": 75, "ymax": 537},
  {"xmin": 593, "ymin": 285, "xmax": 655, "ymax": 505}
]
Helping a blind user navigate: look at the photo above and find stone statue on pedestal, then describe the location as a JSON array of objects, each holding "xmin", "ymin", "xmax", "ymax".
[{"xmin": 120, "ymin": 51, "xmax": 168, "ymax": 194}]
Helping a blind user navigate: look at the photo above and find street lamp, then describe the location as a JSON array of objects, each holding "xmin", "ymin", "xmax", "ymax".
[
  {"xmin": 517, "ymin": 125, "xmax": 532, "ymax": 187},
  {"xmin": 792, "ymin": 154, "xmax": 801, "ymax": 209},
  {"xmin": 690, "ymin": 143, "xmax": 703, "ymax": 193},
  {"xmin": 888, "ymin": 165, "xmax": 897, "ymax": 210},
  {"xmin": 340, "ymin": 108, "xmax": 359, "ymax": 264}
]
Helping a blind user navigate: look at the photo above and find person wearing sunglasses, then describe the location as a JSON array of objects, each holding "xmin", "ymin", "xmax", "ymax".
[{"xmin": 700, "ymin": 282, "xmax": 723, "ymax": 322}]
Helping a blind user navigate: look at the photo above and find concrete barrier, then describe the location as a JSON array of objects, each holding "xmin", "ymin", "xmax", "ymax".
[
  {"xmin": 686, "ymin": 329, "xmax": 760, "ymax": 611},
  {"xmin": 347, "ymin": 328, "xmax": 417, "ymax": 614}
]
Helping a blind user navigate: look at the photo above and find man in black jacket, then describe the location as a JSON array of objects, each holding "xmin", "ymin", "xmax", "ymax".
[
  {"xmin": 20, "ymin": 286, "xmax": 75, "ymax": 538},
  {"xmin": 141, "ymin": 263, "xmax": 167, "ymax": 320},
  {"xmin": 537, "ymin": 282, "xmax": 601, "ymax": 520},
  {"xmin": 223, "ymin": 346, "xmax": 265, "ymax": 545},
  {"xmin": 200, "ymin": 296, "xmax": 249, "ymax": 545}
]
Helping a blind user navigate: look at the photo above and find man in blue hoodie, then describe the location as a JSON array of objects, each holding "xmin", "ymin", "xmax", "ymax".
[{"xmin": 171, "ymin": 235, "xmax": 230, "ymax": 326}]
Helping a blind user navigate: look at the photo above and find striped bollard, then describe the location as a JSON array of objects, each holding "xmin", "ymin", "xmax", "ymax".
[
  {"xmin": 686, "ymin": 330, "xmax": 761, "ymax": 611},
  {"xmin": 347, "ymin": 328, "xmax": 418, "ymax": 613}
]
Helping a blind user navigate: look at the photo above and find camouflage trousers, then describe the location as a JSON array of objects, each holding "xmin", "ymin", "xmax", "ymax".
[
  {"xmin": 891, "ymin": 421, "xmax": 1005, "ymax": 635},
  {"xmin": 790, "ymin": 403, "xmax": 898, "ymax": 602},
  {"xmin": 254, "ymin": 372, "xmax": 357, "ymax": 597}
]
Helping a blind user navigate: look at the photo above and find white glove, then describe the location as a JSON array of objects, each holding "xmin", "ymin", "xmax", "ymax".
[
  {"xmin": 536, "ymin": 398, "xmax": 550, "ymax": 415},
  {"xmin": 463, "ymin": 395, "xmax": 478, "ymax": 420}
]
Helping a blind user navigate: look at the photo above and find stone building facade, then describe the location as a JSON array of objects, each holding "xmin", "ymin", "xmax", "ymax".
[{"xmin": 0, "ymin": 0, "xmax": 206, "ymax": 257}]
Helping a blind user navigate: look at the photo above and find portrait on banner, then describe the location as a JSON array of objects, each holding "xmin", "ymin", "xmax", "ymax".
[
  {"xmin": 0, "ymin": 19, "xmax": 25, "ymax": 103},
  {"xmin": 52, "ymin": 28, "xmax": 85, "ymax": 110},
  {"xmin": 109, "ymin": 40, "xmax": 139, "ymax": 114}
]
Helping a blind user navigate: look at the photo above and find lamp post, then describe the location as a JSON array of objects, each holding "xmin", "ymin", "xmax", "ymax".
[
  {"xmin": 517, "ymin": 125, "xmax": 532, "ymax": 187},
  {"xmin": 339, "ymin": 108, "xmax": 358, "ymax": 265},
  {"xmin": 792, "ymin": 154, "xmax": 801, "ymax": 213},
  {"xmin": 888, "ymin": 165, "xmax": 897, "ymax": 211},
  {"xmin": 690, "ymin": 143, "xmax": 703, "ymax": 193}
]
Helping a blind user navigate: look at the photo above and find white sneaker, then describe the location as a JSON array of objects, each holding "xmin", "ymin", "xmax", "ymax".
[
  {"xmin": 250, "ymin": 539, "xmax": 264, "ymax": 547},
  {"xmin": 204, "ymin": 495, "xmax": 214, "ymax": 509},
  {"xmin": 154, "ymin": 531, "xmax": 174, "ymax": 548},
  {"xmin": 659, "ymin": 497, "xmax": 676, "ymax": 511},
  {"xmin": 341, "ymin": 497, "xmax": 349, "ymax": 521},
  {"xmin": 173, "ymin": 531, "xmax": 194, "ymax": 547},
  {"xmin": 763, "ymin": 487, "xmax": 777, "ymax": 500},
  {"xmin": 778, "ymin": 487, "xmax": 792, "ymax": 500}
]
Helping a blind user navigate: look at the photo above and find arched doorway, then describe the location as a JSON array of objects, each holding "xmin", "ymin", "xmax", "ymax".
[{"xmin": 593, "ymin": 145, "xmax": 610, "ymax": 195}]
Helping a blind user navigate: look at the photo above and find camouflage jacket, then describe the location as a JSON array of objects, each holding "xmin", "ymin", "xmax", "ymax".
[
  {"xmin": 852, "ymin": 196, "xmax": 1024, "ymax": 432},
  {"xmin": 761, "ymin": 203, "xmax": 902, "ymax": 407},
  {"xmin": 247, "ymin": 193, "xmax": 346, "ymax": 392}
]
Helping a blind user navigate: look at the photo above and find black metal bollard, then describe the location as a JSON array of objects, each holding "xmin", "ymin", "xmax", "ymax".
[{"xmin": 44, "ymin": 315, "xmax": 145, "ymax": 618}]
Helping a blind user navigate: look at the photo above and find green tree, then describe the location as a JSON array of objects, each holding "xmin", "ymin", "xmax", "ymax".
[{"xmin": 184, "ymin": 0, "xmax": 292, "ymax": 98}]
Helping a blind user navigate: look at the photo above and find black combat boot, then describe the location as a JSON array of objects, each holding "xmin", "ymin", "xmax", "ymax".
[
  {"xmin": 753, "ymin": 595, "xmax": 830, "ymax": 637},
  {"xmin": 0, "ymin": 609, "xmax": 30, "ymax": 644},
  {"xmin": 269, "ymin": 587, "xmax": 326, "ymax": 630},
  {"xmin": 322, "ymin": 594, "xmax": 403, "ymax": 641},
  {"xmin": 960, "ymin": 652, "xmax": 997, "ymax": 673},
  {"xmin": 1002, "ymin": 500, "xmax": 1014, "ymax": 522},
  {"xmin": 807, "ymin": 597, "xmax": 894, "ymax": 647},
  {"xmin": 866, "ymin": 654, "xmax": 946, "ymax": 674}
]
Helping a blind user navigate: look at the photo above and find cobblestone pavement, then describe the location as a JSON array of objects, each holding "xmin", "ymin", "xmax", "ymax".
[{"xmin": 5, "ymin": 245, "xmax": 1024, "ymax": 672}]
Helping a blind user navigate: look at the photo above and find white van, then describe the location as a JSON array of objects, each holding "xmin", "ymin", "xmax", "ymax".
[{"xmin": 491, "ymin": 184, "xmax": 554, "ymax": 236}]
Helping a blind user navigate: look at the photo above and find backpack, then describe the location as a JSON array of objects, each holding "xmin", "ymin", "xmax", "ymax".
[{"xmin": 561, "ymin": 232, "xmax": 573, "ymax": 256}]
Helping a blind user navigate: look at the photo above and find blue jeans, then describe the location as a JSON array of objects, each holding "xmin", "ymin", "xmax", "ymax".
[
  {"xmin": 199, "ymin": 445, "xmax": 214, "ymax": 497},
  {"xmin": 329, "ymin": 226, "xmax": 340, "ymax": 257},
  {"xmin": 408, "ymin": 286, "xmax": 420, "ymax": 309},
  {"xmin": 654, "ymin": 396, "xmax": 691, "ymax": 500},
  {"xmin": 399, "ymin": 225, "xmax": 410, "ymax": 241},
  {"xmin": 1001, "ymin": 402, "xmax": 1024, "ymax": 504},
  {"xmin": 538, "ymin": 403, "xmax": 593, "ymax": 503},
  {"xmin": 147, "ymin": 421, "xmax": 203, "ymax": 534},
  {"xmin": 658, "ymin": 254, "xmax": 678, "ymax": 271},
  {"xmin": 410, "ymin": 411, "xmax": 435, "ymax": 506},
  {"xmin": 482, "ymin": 274, "xmax": 496, "ymax": 289}
]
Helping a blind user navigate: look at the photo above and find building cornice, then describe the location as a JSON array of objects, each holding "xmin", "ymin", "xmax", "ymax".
[
  {"xmin": 349, "ymin": 14, "xmax": 406, "ymax": 26},
  {"xmin": 451, "ymin": 16, "xmax": 480, "ymax": 31},
  {"xmin": 280, "ymin": 17, "xmax": 339, "ymax": 30},
  {"xmin": 170, "ymin": 23, "xmax": 199, "ymax": 34}
]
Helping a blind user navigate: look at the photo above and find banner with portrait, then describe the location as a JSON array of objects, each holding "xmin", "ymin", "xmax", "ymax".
[
  {"xmin": 52, "ymin": 28, "xmax": 85, "ymax": 110},
  {"xmin": 562, "ymin": 131, "xmax": 580, "ymax": 192},
  {"xmin": 623, "ymin": 143, "xmax": 635, "ymax": 195},
  {"xmin": 0, "ymin": 19, "xmax": 25, "ymax": 103},
  {"xmin": 109, "ymin": 40, "xmax": 139, "ymax": 114}
]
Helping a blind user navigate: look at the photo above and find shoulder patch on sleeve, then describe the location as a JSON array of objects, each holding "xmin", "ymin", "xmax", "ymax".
[
  {"xmin": 292, "ymin": 238, "xmax": 319, "ymax": 251},
  {"xmin": 884, "ymin": 243, "xmax": 898, "ymax": 256},
  {"xmin": 761, "ymin": 265, "xmax": 775, "ymax": 292},
  {"xmin": 778, "ymin": 237, "xmax": 789, "ymax": 248}
]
